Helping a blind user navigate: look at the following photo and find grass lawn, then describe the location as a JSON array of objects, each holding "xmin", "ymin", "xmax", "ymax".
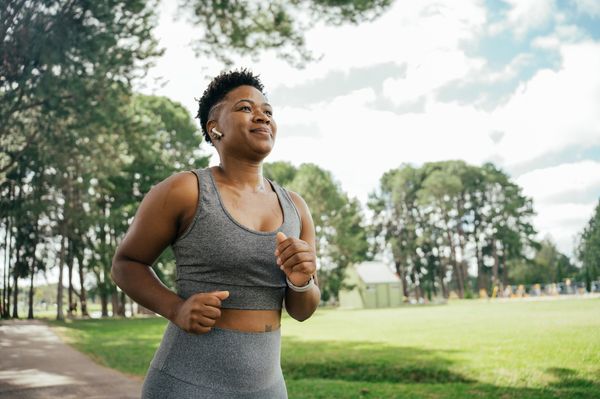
[{"xmin": 48, "ymin": 297, "xmax": 600, "ymax": 398}]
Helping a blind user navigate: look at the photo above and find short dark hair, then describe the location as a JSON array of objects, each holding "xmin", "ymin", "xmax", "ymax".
[{"xmin": 196, "ymin": 69, "xmax": 265, "ymax": 145}]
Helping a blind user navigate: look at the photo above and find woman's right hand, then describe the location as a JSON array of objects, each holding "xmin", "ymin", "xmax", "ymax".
[{"xmin": 171, "ymin": 291, "xmax": 230, "ymax": 334}]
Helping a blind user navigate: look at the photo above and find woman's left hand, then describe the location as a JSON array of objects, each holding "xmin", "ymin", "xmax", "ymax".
[{"xmin": 275, "ymin": 232, "xmax": 316, "ymax": 287}]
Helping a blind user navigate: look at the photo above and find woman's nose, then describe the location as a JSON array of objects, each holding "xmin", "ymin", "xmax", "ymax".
[{"xmin": 253, "ymin": 110, "xmax": 270, "ymax": 124}]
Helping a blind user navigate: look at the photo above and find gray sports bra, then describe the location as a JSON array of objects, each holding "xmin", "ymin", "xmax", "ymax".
[{"xmin": 171, "ymin": 167, "xmax": 302, "ymax": 309}]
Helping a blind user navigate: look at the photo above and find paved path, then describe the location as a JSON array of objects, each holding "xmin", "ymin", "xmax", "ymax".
[{"xmin": 0, "ymin": 319, "xmax": 143, "ymax": 399}]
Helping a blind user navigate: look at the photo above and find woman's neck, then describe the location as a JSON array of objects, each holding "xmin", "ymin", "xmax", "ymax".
[{"xmin": 215, "ymin": 158, "xmax": 266, "ymax": 192}]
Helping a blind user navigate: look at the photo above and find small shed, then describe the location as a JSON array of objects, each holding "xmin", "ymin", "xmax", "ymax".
[{"xmin": 339, "ymin": 261, "xmax": 403, "ymax": 309}]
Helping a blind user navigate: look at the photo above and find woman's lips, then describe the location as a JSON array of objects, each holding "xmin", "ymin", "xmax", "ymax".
[{"xmin": 250, "ymin": 127, "xmax": 272, "ymax": 135}]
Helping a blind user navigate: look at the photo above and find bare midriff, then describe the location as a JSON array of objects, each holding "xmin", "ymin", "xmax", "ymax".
[{"xmin": 215, "ymin": 309, "xmax": 282, "ymax": 333}]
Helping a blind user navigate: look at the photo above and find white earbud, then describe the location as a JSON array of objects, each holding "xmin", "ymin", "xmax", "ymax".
[{"xmin": 211, "ymin": 128, "xmax": 223, "ymax": 139}]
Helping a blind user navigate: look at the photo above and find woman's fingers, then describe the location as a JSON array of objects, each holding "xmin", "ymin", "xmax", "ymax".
[
  {"xmin": 198, "ymin": 304, "xmax": 221, "ymax": 319},
  {"xmin": 274, "ymin": 236, "xmax": 294, "ymax": 257},
  {"xmin": 196, "ymin": 315, "xmax": 217, "ymax": 328},
  {"xmin": 276, "ymin": 239, "xmax": 312, "ymax": 264},
  {"xmin": 280, "ymin": 251, "xmax": 314, "ymax": 271}
]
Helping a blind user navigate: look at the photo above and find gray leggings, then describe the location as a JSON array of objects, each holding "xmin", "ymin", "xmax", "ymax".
[{"xmin": 142, "ymin": 322, "xmax": 287, "ymax": 398}]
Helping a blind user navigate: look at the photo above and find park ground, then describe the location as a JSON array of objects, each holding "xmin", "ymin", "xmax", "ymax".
[
  {"xmin": 42, "ymin": 297, "xmax": 600, "ymax": 399},
  {"xmin": 0, "ymin": 319, "xmax": 142, "ymax": 399}
]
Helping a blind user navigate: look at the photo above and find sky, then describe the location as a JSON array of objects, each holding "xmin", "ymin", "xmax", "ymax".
[{"xmin": 139, "ymin": 0, "xmax": 600, "ymax": 258}]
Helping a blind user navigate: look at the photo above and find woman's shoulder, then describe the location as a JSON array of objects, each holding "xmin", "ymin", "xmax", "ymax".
[
  {"xmin": 146, "ymin": 170, "xmax": 202, "ymax": 215},
  {"xmin": 279, "ymin": 188, "xmax": 311, "ymax": 220},
  {"xmin": 155, "ymin": 169, "xmax": 200, "ymax": 194}
]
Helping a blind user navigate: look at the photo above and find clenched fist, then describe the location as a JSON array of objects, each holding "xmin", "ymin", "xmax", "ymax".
[
  {"xmin": 275, "ymin": 232, "xmax": 316, "ymax": 287},
  {"xmin": 171, "ymin": 291, "xmax": 229, "ymax": 334}
]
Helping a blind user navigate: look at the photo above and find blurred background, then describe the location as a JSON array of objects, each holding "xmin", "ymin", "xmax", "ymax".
[
  {"xmin": 2, "ymin": 0, "xmax": 599, "ymax": 317},
  {"xmin": 1, "ymin": 1, "xmax": 599, "ymax": 397}
]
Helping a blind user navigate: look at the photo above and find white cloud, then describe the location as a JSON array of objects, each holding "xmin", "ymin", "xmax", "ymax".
[
  {"xmin": 531, "ymin": 202, "xmax": 596, "ymax": 255},
  {"xmin": 491, "ymin": 41, "xmax": 600, "ymax": 166},
  {"xmin": 240, "ymin": 0, "xmax": 487, "ymax": 92},
  {"xmin": 515, "ymin": 161, "xmax": 600, "ymax": 255},
  {"xmin": 515, "ymin": 161, "xmax": 600, "ymax": 204},
  {"xmin": 491, "ymin": 0, "xmax": 556, "ymax": 38},
  {"xmin": 571, "ymin": 0, "xmax": 600, "ymax": 17},
  {"xmin": 382, "ymin": 50, "xmax": 483, "ymax": 106},
  {"xmin": 136, "ymin": 1, "xmax": 224, "ymax": 112},
  {"xmin": 532, "ymin": 24, "xmax": 588, "ymax": 49}
]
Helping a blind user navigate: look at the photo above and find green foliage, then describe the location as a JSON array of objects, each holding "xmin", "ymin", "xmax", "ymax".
[
  {"xmin": 509, "ymin": 238, "xmax": 578, "ymax": 285},
  {"xmin": 51, "ymin": 298, "xmax": 600, "ymax": 398},
  {"xmin": 577, "ymin": 200, "xmax": 600, "ymax": 291},
  {"xmin": 263, "ymin": 161, "xmax": 297, "ymax": 186},
  {"xmin": 0, "ymin": 0, "xmax": 161, "ymax": 177},
  {"xmin": 179, "ymin": 0, "xmax": 393, "ymax": 66},
  {"xmin": 89, "ymin": 94, "xmax": 208, "ymax": 297},
  {"xmin": 370, "ymin": 161, "xmax": 539, "ymax": 300},
  {"xmin": 0, "ymin": 0, "xmax": 215, "ymax": 318}
]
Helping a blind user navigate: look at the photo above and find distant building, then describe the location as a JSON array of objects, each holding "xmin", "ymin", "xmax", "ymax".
[{"xmin": 339, "ymin": 261, "xmax": 403, "ymax": 309}]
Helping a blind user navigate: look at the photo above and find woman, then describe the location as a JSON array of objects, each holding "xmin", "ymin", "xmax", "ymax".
[{"xmin": 111, "ymin": 69, "xmax": 321, "ymax": 398}]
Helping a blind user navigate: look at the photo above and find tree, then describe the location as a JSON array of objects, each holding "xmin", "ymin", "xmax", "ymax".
[
  {"xmin": 509, "ymin": 238, "xmax": 577, "ymax": 285},
  {"xmin": 84, "ymin": 94, "xmax": 207, "ymax": 318},
  {"xmin": 179, "ymin": 0, "xmax": 393, "ymax": 66},
  {"xmin": 418, "ymin": 163, "xmax": 465, "ymax": 297},
  {"xmin": 263, "ymin": 161, "xmax": 296, "ymax": 186},
  {"xmin": 577, "ymin": 200, "xmax": 600, "ymax": 292},
  {"xmin": 1, "ymin": 0, "xmax": 161, "ymax": 177},
  {"xmin": 476, "ymin": 163, "xmax": 538, "ymax": 293},
  {"xmin": 369, "ymin": 165, "xmax": 424, "ymax": 301},
  {"xmin": 371, "ymin": 161, "xmax": 538, "ymax": 300}
]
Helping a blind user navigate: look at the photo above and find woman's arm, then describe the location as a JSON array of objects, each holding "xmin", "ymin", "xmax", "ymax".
[
  {"xmin": 111, "ymin": 172, "xmax": 228, "ymax": 333},
  {"xmin": 277, "ymin": 191, "xmax": 321, "ymax": 322}
]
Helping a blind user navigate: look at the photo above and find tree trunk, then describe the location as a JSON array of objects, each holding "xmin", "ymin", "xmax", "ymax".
[
  {"xmin": 429, "ymin": 264, "xmax": 437, "ymax": 298},
  {"xmin": 100, "ymin": 288, "xmax": 109, "ymax": 317},
  {"xmin": 28, "ymin": 259, "xmax": 35, "ymax": 319},
  {"xmin": 475, "ymin": 232, "xmax": 485, "ymax": 293},
  {"xmin": 119, "ymin": 291, "xmax": 127, "ymax": 317},
  {"xmin": 395, "ymin": 260, "xmax": 409, "ymax": 301},
  {"xmin": 11, "ymin": 272, "xmax": 18, "ymax": 318},
  {"xmin": 56, "ymin": 234, "xmax": 66, "ymax": 321},
  {"xmin": 5, "ymin": 263, "xmax": 11, "ymax": 319},
  {"xmin": 111, "ymin": 290, "xmax": 119, "ymax": 317},
  {"xmin": 451, "ymin": 260, "xmax": 464, "ymax": 298},
  {"xmin": 2, "ymin": 218, "xmax": 10, "ymax": 318},
  {"xmin": 129, "ymin": 295, "xmax": 135, "ymax": 317},
  {"xmin": 439, "ymin": 274, "xmax": 448, "ymax": 299},
  {"xmin": 456, "ymin": 226, "xmax": 469, "ymax": 288},
  {"xmin": 76, "ymin": 251, "xmax": 89, "ymax": 317},
  {"xmin": 6, "ymin": 256, "xmax": 12, "ymax": 319},
  {"xmin": 67, "ymin": 239, "xmax": 75, "ymax": 318},
  {"xmin": 445, "ymin": 224, "xmax": 464, "ymax": 298},
  {"xmin": 411, "ymin": 266, "xmax": 422, "ymax": 301},
  {"xmin": 437, "ymin": 256, "xmax": 449, "ymax": 299},
  {"xmin": 584, "ymin": 266, "xmax": 591, "ymax": 293},
  {"xmin": 27, "ymin": 241, "xmax": 39, "ymax": 320},
  {"xmin": 491, "ymin": 238, "xmax": 499, "ymax": 289},
  {"xmin": 501, "ymin": 253, "xmax": 508, "ymax": 288}
]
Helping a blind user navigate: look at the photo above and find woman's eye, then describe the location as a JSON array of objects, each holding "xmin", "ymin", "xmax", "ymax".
[
  {"xmin": 240, "ymin": 105, "xmax": 251, "ymax": 111},
  {"xmin": 265, "ymin": 110, "xmax": 273, "ymax": 116}
]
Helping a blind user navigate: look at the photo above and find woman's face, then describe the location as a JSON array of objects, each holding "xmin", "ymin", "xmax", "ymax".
[{"xmin": 210, "ymin": 85, "xmax": 277, "ymax": 161}]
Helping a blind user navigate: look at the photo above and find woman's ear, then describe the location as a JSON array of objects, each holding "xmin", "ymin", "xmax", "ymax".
[
  {"xmin": 206, "ymin": 120, "xmax": 216, "ymax": 135},
  {"xmin": 206, "ymin": 120, "xmax": 223, "ymax": 141}
]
